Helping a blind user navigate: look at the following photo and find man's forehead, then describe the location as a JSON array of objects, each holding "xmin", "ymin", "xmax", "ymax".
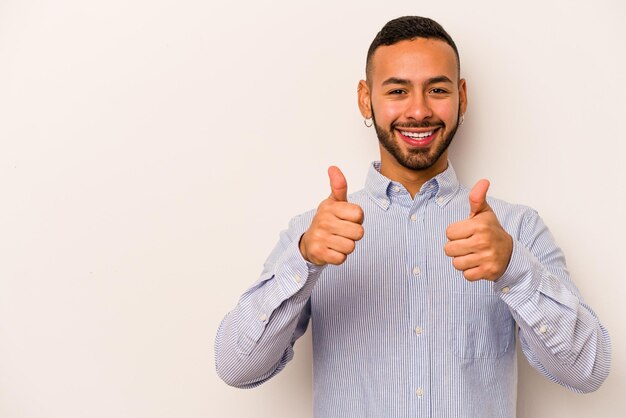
[{"xmin": 369, "ymin": 38, "xmax": 459, "ymax": 82}]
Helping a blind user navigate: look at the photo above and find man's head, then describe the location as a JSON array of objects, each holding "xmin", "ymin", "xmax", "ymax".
[{"xmin": 358, "ymin": 16, "xmax": 467, "ymax": 176}]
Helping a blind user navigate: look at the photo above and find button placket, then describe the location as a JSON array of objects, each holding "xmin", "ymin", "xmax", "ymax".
[{"xmin": 406, "ymin": 194, "xmax": 430, "ymax": 414}]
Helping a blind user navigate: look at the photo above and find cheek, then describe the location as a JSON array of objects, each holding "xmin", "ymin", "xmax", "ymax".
[
  {"xmin": 373, "ymin": 101, "xmax": 405, "ymax": 124},
  {"xmin": 432, "ymin": 101, "xmax": 458, "ymax": 124}
]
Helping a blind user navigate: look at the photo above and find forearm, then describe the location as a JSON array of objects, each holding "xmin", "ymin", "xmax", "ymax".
[
  {"xmin": 495, "ymin": 238, "xmax": 611, "ymax": 392},
  {"xmin": 215, "ymin": 214, "xmax": 324, "ymax": 388},
  {"xmin": 215, "ymin": 286, "xmax": 313, "ymax": 388}
]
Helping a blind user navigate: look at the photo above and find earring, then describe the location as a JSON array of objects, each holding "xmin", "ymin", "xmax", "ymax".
[
  {"xmin": 458, "ymin": 114, "xmax": 465, "ymax": 126},
  {"xmin": 364, "ymin": 118, "xmax": 373, "ymax": 127}
]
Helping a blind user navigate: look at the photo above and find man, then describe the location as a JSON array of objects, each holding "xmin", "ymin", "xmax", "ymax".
[{"xmin": 215, "ymin": 16, "xmax": 611, "ymax": 417}]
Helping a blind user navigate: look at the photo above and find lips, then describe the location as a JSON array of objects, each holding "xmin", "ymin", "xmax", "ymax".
[{"xmin": 396, "ymin": 128, "xmax": 440, "ymax": 147}]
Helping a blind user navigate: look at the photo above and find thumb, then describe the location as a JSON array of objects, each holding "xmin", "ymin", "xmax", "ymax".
[
  {"xmin": 468, "ymin": 179, "xmax": 491, "ymax": 218},
  {"xmin": 328, "ymin": 166, "xmax": 348, "ymax": 201}
]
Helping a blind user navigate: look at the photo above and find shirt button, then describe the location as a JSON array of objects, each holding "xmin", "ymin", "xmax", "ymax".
[
  {"xmin": 259, "ymin": 313, "xmax": 268, "ymax": 322},
  {"xmin": 415, "ymin": 387, "xmax": 424, "ymax": 397},
  {"xmin": 502, "ymin": 286, "xmax": 510, "ymax": 294},
  {"xmin": 410, "ymin": 214, "xmax": 417, "ymax": 221},
  {"xmin": 436, "ymin": 196, "xmax": 444, "ymax": 204},
  {"xmin": 412, "ymin": 266, "xmax": 421, "ymax": 276},
  {"xmin": 539, "ymin": 325, "xmax": 548, "ymax": 334},
  {"xmin": 414, "ymin": 326, "xmax": 422, "ymax": 335},
  {"xmin": 293, "ymin": 274, "xmax": 302, "ymax": 284},
  {"xmin": 392, "ymin": 185, "xmax": 400, "ymax": 192}
]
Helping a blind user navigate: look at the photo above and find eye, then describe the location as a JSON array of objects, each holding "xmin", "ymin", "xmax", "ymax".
[
  {"xmin": 388, "ymin": 89, "xmax": 407, "ymax": 95},
  {"xmin": 430, "ymin": 88, "xmax": 448, "ymax": 94}
]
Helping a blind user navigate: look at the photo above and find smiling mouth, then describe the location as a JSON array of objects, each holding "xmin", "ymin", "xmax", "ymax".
[{"xmin": 396, "ymin": 128, "xmax": 440, "ymax": 147}]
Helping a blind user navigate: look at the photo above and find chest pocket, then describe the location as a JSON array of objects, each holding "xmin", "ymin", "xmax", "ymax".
[{"xmin": 451, "ymin": 292, "xmax": 515, "ymax": 359}]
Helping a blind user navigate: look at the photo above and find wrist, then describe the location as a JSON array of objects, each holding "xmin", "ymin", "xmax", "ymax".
[{"xmin": 298, "ymin": 232, "xmax": 309, "ymax": 262}]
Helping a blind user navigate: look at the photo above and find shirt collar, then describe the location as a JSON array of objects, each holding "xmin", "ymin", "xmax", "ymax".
[{"xmin": 365, "ymin": 161, "xmax": 460, "ymax": 210}]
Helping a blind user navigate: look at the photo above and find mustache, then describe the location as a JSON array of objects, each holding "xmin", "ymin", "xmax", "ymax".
[{"xmin": 392, "ymin": 121, "xmax": 444, "ymax": 129}]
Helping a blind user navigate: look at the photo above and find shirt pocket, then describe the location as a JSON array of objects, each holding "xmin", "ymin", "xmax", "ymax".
[{"xmin": 451, "ymin": 292, "xmax": 515, "ymax": 359}]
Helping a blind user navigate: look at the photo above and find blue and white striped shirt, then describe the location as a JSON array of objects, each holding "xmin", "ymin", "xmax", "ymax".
[{"xmin": 215, "ymin": 162, "xmax": 611, "ymax": 417}]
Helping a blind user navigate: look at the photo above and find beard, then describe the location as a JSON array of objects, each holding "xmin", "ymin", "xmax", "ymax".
[{"xmin": 372, "ymin": 105, "xmax": 460, "ymax": 171}]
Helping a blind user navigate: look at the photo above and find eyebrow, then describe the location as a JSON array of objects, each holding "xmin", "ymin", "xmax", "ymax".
[
  {"xmin": 381, "ymin": 75, "xmax": 454, "ymax": 87},
  {"xmin": 381, "ymin": 77, "xmax": 411, "ymax": 86},
  {"xmin": 426, "ymin": 75, "xmax": 454, "ymax": 85}
]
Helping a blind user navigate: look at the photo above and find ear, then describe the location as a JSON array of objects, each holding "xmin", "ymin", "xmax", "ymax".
[
  {"xmin": 458, "ymin": 78, "xmax": 468, "ymax": 116},
  {"xmin": 357, "ymin": 80, "xmax": 372, "ymax": 118}
]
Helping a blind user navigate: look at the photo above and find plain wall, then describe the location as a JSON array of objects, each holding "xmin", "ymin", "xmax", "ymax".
[{"xmin": 0, "ymin": 0, "xmax": 624, "ymax": 417}]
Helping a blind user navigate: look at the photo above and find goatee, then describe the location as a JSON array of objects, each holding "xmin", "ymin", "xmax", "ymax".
[{"xmin": 372, "ymin": 107, "xmax": 460, "ymax": 171}]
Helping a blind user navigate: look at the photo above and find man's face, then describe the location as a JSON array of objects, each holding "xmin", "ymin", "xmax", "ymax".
[{"xmin": 358, "ymin": 38, "xmax": 467, "ymax": 173}]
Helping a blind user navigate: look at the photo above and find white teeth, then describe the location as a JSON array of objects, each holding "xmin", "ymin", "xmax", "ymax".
[{"xmin": 400, "ymin": 130, "xmax": 434, "ymax": 139}]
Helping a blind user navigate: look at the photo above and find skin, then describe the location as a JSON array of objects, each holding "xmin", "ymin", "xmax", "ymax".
[
  {"xmin": 445, "ymin": 179, "xmax": 513, "ymax": 281},
  {"xmin": 300, "ymin": 37, "xmax": 513, "ymax": 282},
  {"xmin": 358, "ymin": 38, "xmax": 466, "ymax": 197},
  {"xmin": 299, "ymin": 166, "xmax": 365, "ymax": 266}
]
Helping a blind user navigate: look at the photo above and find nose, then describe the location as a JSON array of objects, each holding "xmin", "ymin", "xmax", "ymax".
[{"xmin": 404, "ymin": 93, "xmax": 433, "ymax": 121}]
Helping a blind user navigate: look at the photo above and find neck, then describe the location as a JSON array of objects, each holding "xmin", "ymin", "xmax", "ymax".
[{"xmin": 378, "ymin": 149, "xmax": 449, "ymax": 198}]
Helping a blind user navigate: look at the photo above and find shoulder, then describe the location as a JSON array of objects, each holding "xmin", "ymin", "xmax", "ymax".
[
  {"xmin": 286, "ymin": 208, "xmax": 316, "ymax": 235},
  {"xmin": 461, "ymin": 184, "xmax": 541, "ymax": 239},
  {"xmin": 286, "ymin": 188, "xmax": 369, "ymax": 229}
]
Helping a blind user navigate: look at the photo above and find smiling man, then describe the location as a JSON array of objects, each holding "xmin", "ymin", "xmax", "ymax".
[{"xmin": 215, "ymin": 16, "xmax": 611, "ymax": 417}]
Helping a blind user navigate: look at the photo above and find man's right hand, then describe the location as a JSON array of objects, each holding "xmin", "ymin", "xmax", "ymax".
[{"xmin": 299, "ymin": 166, "xmax": 365, "ymax": 266}]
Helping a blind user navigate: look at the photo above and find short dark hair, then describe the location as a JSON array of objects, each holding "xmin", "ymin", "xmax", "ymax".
[{"xmin": 366, "ymin": 16, "xmax": 460, "ymax": 80}]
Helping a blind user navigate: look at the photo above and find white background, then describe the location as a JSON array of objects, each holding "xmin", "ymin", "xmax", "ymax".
[{"xmin": 0, "ymin": 0, "xmax": 624, "ymax": 417}]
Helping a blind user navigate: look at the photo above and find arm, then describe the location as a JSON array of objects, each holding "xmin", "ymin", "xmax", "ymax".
[
  {"xmin": 215, "ymin": 166, "xmax": 364, "ymax": 388},
  {"xmin": 493, "ymin": 209, "xmax": 611, "ymax": 393},
  {"xmin": 214, "ymin": 214, "xmax": 325, "ymax": 388},
  {"xmin": 445, "ymin": 180, "xmax": 611, "ymax": 392}
]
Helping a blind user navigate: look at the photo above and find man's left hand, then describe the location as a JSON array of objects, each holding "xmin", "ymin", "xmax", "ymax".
[{"xmin": 444, "ymin": 179, "xmax": 513, "ymax": 282}]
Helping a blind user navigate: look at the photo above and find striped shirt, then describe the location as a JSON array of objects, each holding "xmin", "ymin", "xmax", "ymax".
[{"xmin": 215, "ymin": 162, "xmax": 611, "ymax": 417}]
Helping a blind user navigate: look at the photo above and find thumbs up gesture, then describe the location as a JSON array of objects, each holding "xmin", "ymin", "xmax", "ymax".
[
  {"xmin": 444, "ymin": 179, "xmax": 513, "ymax": 282},
  {"xmin": 299, "ymin": 166, "xmax": 365, "ymax": 266}
]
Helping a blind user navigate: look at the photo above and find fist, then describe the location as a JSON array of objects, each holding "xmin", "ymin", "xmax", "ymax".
[
  {"xmin": 444, "ymin": 179, "xmax": 513, "ymax": 282},
  {"xmin": 299, "ymin": 166, "xmax": 365, "ymax": 266}
]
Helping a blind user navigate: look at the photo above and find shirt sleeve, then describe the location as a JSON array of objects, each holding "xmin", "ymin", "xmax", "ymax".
[
  {"xmin": 214, "ymin": 213, "xmax": 325, "ymax": 388},
  {"xmin": 493, "ymin": 208, "xmax": 611, "ymax": 393}
]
